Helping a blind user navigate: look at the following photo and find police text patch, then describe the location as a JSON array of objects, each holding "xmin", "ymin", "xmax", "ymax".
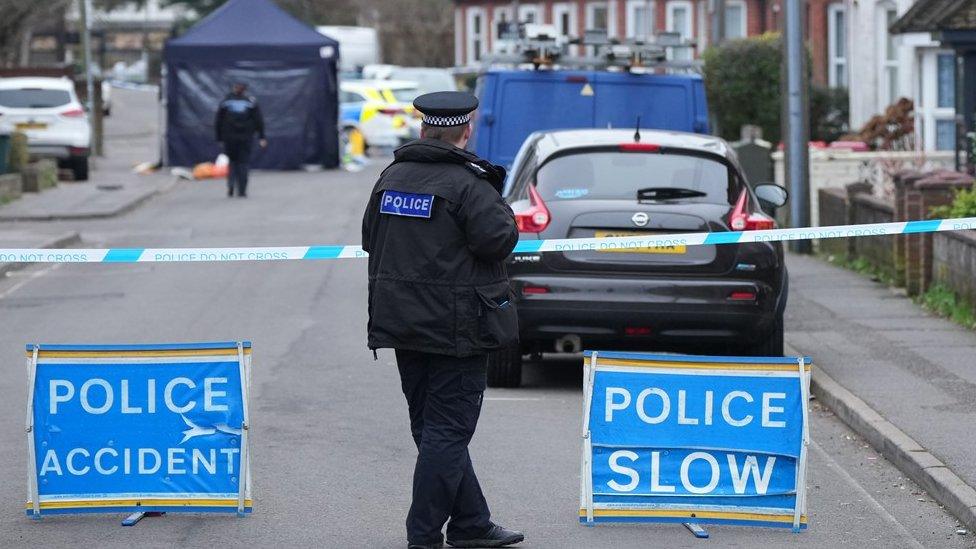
[{"xmin": 379, "ymin": 190, "xmax": 435, "ymax": 218}]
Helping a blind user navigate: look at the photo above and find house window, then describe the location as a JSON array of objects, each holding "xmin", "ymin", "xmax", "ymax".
[
  {"xmin": 879, "ymin": 6, "xmax": 899, "ymax": 105},
  {"xmin": 937, "ymin": 53, "xmax": 955, "ymax": 109},
  {"xmin": 666, "ymin": 1, "xmax": 693, "ymax": 60},
  {"xmin": 493, "ymin": 5, "xmax": 515, "ymax": 52},
  {"xmin": 587, "ymin": 2, "xmax": 610, "ymax": 33},
  {"xmin": 918, "ymin": 49, "xmax": 957, "ymax": 152},
  {"xmin": 518, "ymin": 3, "xmax": 541, "ymax": 24},
  {"xmin": 467, "ymin": 7, "xmax": 486, "ymax": 64},
  {"xmin": 827, "ymin": 3, "xmax": 847, "ymax": 88},
  {"xmin": 725, "ymin": 0, "xmax": 747, "ymax": 39},
  {"xmin": 553, "ymin": 2, "xmax": 578, "ymax": 36},
  {"xmin": 936, "ymin": 119, "xmax": 956, "ymax": 151},
  {"xmin": 627, "ymin": 0, "xmax": 656, "ymax": 40}
]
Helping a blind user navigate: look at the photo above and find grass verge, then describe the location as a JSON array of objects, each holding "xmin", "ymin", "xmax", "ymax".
[{"xmin": 917, "ymin": 283, "xmax": 976, "ymax": 330}]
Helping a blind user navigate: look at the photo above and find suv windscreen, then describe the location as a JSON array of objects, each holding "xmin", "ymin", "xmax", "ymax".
[
  {"xmin": 0, "ymin": 88, "xmax": 72, "ymax": 109},
  {"xmin": 535, "ymin": 151, "xmax": 734, "ymax": 205}
]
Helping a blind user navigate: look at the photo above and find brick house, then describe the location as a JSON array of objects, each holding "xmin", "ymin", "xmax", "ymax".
[{"xmin": 453, "ymin": 0, "xmax": 843, "ymax": 87}]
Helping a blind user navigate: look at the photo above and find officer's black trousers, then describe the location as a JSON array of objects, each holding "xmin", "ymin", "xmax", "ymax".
[
  {"xmin": 396, "ymin": 349, "xmax": 493, "ymax": 545},
  {"xmin": 223, "ymin": 139, "xmax": 252, "ymax": 196}
]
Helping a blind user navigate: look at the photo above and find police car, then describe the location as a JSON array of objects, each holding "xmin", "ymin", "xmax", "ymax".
[{"xmin": 488, "ymin": 128, "xmax": 789, "ymax": 387}]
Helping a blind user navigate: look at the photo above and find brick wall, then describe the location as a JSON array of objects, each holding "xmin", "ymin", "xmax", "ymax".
[
  {"xmin": 850, "ymin": 191, "xmax": 896, "ymax": 280},
  {"xmin": 817, "ymin": 186, "xmax": 848, "ymax": 256},
  {"xmin": 933, "ymin": 230, "xmax": 976, "ymax": 313}
]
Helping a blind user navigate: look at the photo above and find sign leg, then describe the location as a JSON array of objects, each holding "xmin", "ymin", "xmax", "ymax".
[
  {"xmin": 122, "ymin": 511, "xmax": 165, "ymax": 527},
  {"xmin": 683, "ymin": 522, "xmax": 709, "ymax": 538}
]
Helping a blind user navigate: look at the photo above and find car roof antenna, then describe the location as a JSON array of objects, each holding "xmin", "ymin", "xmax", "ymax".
[{"xmin": 634, "ymin": 116, "xmax": 641, "ymax": 143}]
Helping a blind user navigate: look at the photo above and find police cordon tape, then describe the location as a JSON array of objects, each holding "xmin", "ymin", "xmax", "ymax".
[{"xmin": 2, "ymin": 217, "xmax": 975, "ymax": 264}]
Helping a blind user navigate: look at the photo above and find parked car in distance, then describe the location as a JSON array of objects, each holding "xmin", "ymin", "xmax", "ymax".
[
  {"xmin": 490, "ymin": 128, "xmax": 789, "ymax": 387},
  {"xmin": 363, "ymin": 65, "xmax": 458, "ymax": 95},
  {"xmin": 339, "ymin": 80, "xmax": 421, "ymax": 149},
  {"xmin": 0, "ymin": 77, "xmax": 91, "ymax": 180}
]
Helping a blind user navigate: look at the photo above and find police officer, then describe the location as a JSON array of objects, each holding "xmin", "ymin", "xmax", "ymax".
[
  {"xmin": 215, "ymin": 82, "xmax": 266, "ymax": 198},
  {"xmin": 361, "ymin": 91, "xmax": 524, "ymax": 549}
]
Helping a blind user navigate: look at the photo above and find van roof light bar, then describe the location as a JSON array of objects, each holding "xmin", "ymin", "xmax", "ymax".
[{"xmin": 482, "ymin": 25, "xmax": 700, "ymax": 73}]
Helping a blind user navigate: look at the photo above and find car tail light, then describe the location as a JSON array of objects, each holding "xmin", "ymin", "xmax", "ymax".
[
  {"xmin": 625, "ymin": 327, "xmax": 652, "ymax": 336},
  {"xmin": 68, "ymin": 146, "xmax": 89, "ymax": 155},
  {"xmin": 728, "ymin": 291, "xmax": 757, "ymax": 301},
  {"xmin": 729, "ymin": 189, "xmax": 776, "ymax": 231},
  {"xmin": 515, "ymin": 184, "xmax": 551, "ymax": 233},
  {"xmin": 60, "ymin": 108, "xmax": 85, "ymax": 118},
  {"xmin": 619, "ymin": 142, "xmax": 660, "ymax": 152},
  {"xmin": 378, "ymin": 107, "xmax": 404, "ymax": 116},
  {"xmin": 522, "ymin": 285, "xmax": 549, "ymax": 295}
]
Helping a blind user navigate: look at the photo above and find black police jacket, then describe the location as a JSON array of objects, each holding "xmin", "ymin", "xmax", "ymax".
[
  {"xmin": 362, "ymin": 139, "xmax": 520, "ymax": 357},
  {"xmin": 215, "ymin": 93, "xmax": 265, "ymax": 143}
]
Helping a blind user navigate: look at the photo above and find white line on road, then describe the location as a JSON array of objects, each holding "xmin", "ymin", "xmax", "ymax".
[
  {"xmin": 0, "ymin": 263, "xmax": 61, "ymax": 300},
  {"xmin": 810, "ymin": 438, "xmax": 925, "ymax": 549}
]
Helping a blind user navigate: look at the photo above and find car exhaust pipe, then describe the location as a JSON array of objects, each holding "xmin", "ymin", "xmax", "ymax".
[{"xmin": 555, "ymin": 334, "xmax": 582, "ymax": 354}]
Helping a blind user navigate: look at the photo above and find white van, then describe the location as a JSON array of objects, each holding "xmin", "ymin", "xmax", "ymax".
[{"xmin": 316, "ymin": 26, "xmax": 380, "ymax": 74}]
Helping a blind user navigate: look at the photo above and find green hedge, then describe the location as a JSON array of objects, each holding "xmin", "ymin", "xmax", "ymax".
[{"xmin": 702, "ymin": 33, "xmax": 849, "ymax": 144}]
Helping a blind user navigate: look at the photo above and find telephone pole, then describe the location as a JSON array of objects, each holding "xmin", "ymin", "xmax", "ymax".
[{"xmin": 783, "ymin": 0, "xmax": 811, "ymax": 252}]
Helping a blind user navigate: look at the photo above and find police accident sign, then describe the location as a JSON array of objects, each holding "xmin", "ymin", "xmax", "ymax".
[
  {"xmin": 580, "ymin": 351, "xmax": 811, "ymax": 531},
  {"xmin": 24, "ymin": 342, "xmax": 252, "ymax": 517}
]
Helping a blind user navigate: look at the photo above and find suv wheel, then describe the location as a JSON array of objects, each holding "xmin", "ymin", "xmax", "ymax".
[
  {"xmin": 487, "ymin": 346, "xmax": 523, "ymax": 388},
  {"xmin": 750, "ymin": 312, "xmax": 784, "ymax": 357},
  {"xmin": 71, "ymin": 157, "xmax": 89, "ymax": 181}
]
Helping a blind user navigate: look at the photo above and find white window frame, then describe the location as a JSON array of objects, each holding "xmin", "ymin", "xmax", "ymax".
[
  {"xmin": 586, "ymin": 1, "xmax": 618, "ymax": 37},
  {"xmin": 455, "ymin": 7, "xmax": 464, "ymax": 66},
  {"xmin": 697, "ymin": 0, "xmax": 709, "ymax": 50},
  {"xmin": 877, "ymin": 4, "xmax": 900, "ymax": 107},
  {"xmin": 917, "ymin": 49, "xmax": 957, "ymax": 151},
  {"xmin": 666, "ymin": 0, "xmax": 693, "ymax": 60},
  {"xmin": 724, "ymin": 0, "xmax": 748, "ymax": 40},
  {"xmin": 553, "ymin": 2, "xmax": 579, "ymax": 38},
  {"xmin": 518, "ymin": 3, "xmax": 542, "ymax": 24},
  {"xmin": 827, "ymin": 3, "xmax": 847, "ymax": 88},
  {"xmin": 626, "ymin": 0, "xmax": 656, "ymax": 40},
  {"xmin": 466, "ymin": 6, "xmax": 487, "ymax": 65}
]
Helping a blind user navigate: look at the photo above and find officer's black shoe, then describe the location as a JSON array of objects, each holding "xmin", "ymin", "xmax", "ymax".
[
  {"xmin": 407, "ymin": 543, "xmax": 442, "ymax": 549},
  {"xmin": 227, "ymin": 188, "xmax": 234, "ymax": 197},
  {"xmin": 447, "ymin": 524, "xmax": 524, "ymax": 548}
]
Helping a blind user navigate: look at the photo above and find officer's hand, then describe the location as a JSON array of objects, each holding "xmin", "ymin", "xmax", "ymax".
[{"xmin": 259, "ymin": 139, "xmax": 268, "ymax": 148}]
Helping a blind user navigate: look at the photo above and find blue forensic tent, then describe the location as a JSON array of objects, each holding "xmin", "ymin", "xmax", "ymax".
[{"xmin": 163, "ymin": 0, "xmax": 339, "ymax": 169}]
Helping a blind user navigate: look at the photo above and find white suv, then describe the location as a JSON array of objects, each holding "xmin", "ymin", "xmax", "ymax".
[{"xmin": 0, "ymin": 77, "xmax": 92, "ymax": 180}]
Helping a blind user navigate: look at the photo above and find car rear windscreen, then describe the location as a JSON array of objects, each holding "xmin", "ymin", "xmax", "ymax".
[
  {"xmin": 389, "ymin": 87, "xmax": 420, "ymax": 103},
  {"xmin": 536, "ymin": 151, "xmax": 733, "ymax": 204},
  {"xmin": 0, "ymin": 88, "xmax": 72, "ymax": 109}
]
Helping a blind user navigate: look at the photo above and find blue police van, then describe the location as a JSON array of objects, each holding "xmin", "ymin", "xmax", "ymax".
[{"xmin": 470, "ymin": 68, "xmax": 710, "ymax": 168}]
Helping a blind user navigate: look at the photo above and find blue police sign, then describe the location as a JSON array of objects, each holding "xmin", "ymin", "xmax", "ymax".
[
  {"xmin": 379, "ymin": 190, "xmax": 435, "ymax": 218},
  {"xmin": 24, "ymin": 342, "xmax": 252, "ymax": 517},
  {"xmin": 580, "ymin": 351, "xmax": 811, "ymax": 531}
]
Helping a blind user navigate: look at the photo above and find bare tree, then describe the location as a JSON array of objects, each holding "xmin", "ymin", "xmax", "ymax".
[{"xmin": 0, "ymin": 0, "xmax": 70, "ymax": 67}]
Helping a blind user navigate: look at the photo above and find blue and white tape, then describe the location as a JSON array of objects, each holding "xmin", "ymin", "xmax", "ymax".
[{"xmin": 1, "ymin": 217, "xmax": 974, "ymax": 264}]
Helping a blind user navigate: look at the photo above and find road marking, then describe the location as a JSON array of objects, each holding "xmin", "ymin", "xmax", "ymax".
[
  {"xmin": 810, "ymin": 439, "xmax": 924, "ymax": 549},
  {"xmin": 0, "ymin": 263, "xmax": 61, "ymax": 300}
]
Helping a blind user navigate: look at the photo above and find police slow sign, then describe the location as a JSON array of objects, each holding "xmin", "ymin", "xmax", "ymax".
[
  {"xmin": 580, "ymin": 351, "xmax": 810, "ymax": 531},
  {"xmin": 25, "ymin": 342, "xmax": 252, "ymax": 517}
]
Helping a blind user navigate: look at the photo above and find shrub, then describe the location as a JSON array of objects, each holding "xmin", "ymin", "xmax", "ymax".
[
  {"xmin": 929, "ymin": 183, "xmax": 976, "ymax": 219},
  {"xmin": 703, "ymin": 33, "xmax": 850, "ymax": 144},
  {"xmin": 703, "ymin": 33, "xmax": 783, "ymax": 144},
  {"xmin": 8, "ymin": 132, "xmax": 29, "ymax": 173},
  {"xmin": 810, "ymin": 86, "xmax": 850, "ymax": 143}
]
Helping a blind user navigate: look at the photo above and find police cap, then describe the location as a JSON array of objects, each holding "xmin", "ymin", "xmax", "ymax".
[{"xmin": 413, "ymin": 91, "xmax": 479, "ymax": 127}]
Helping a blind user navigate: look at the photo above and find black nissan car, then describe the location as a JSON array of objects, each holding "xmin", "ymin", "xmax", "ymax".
[{"xmin": 489, "ymin": 129, "xmax": 790, "ymax": 387}]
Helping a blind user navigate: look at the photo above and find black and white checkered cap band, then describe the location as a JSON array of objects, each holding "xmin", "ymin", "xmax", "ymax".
[{"xmin": 422, "ymin": 113, "xmax": 471, "ymax": 127}]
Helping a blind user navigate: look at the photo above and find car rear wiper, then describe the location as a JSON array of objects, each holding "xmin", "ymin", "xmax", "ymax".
[{"xmin": 637, "ymin": 187, "xmax": 708, "ymax": 201}]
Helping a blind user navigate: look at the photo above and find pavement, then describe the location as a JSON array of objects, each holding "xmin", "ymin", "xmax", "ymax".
[
  {"xmin": 0, "ymin": 89, "xmax": 975, "ymax": 547},
  {"xmin": 786, "ymin": 252, "xmax": 976, "ymax": 532},
  {"xmin": 0, "ymin": 86, "xmax": 176, "ymax": 221}
]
